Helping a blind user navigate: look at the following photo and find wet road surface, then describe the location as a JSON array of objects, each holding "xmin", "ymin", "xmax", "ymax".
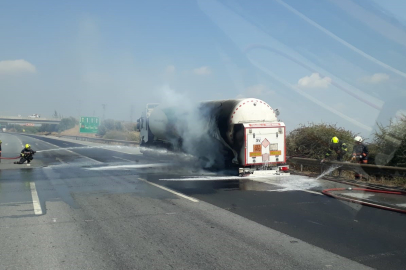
[{"xmin": 0, "ymin": 133, "xmax": 405, "ymax": 269}]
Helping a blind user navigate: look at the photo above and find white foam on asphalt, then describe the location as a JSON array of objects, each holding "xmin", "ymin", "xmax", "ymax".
[
  {"xmin": 86, "ymin": 163, "xmax": 171, "ymax": 171},
  {"xmin": 160, "ymin": 176, "xmax": 245, "ymax": 181},
  {"xmin": 340, "ymin": 192, "xmax": 375, "ymax": 200},
  {"xmin": 263, "ymin": 175, "xmax": 320, "ymax": 192},
  {"xmin": 160, "ymin": 174, "xmax": 321, "ymax": 192}
]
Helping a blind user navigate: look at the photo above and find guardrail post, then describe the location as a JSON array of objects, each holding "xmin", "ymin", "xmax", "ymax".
[{"xmin": 300, "ymin": 164, "xmax": 303, "ymax": 172}]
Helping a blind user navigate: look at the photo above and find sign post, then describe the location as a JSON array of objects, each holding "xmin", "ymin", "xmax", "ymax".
[{"xmin": 79, "ymin": 116, "xmax": 100, "ymax": 134}]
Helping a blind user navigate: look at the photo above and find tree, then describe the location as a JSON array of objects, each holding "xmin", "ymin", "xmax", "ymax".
[
  {"xmin": 286, "ymin": 123, "xmax": 356, "ymax": 160},
  {"xmin": 372, "ymin": 117, "xmax": 406, "ymax": 166},
  {"xmin": 39, "ymin": 124, "xmax": 57, "ymax": 133},
  {"xmin": 97, "ymin": 119, "xmax": 123, "ymax": 136},
  {"xmin": 58, "ymin": 117, "xmax": 78, "ymax": 132}
]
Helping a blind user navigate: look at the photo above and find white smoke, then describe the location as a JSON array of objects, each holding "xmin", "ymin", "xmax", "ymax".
[{"xmin": 159, "ymin": 86, "xmax": 226, "ymax": 168}]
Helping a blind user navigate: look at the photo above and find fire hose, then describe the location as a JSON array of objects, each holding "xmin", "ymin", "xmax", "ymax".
[
  {"xmin": 322, "ymin": 187, "xmax": 406, "ymax": 214},
  {"xmin": 0, "ymin": 156, "xmax": 21, "ymax": 159}
]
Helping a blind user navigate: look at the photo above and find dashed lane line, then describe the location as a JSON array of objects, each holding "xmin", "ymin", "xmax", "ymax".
[
  {"xmin": 138, "ymin": 178, "xmax": 199, "ymax": 203},
  {"xmin": 30, "ymin": 182, "xmax": 43, "ymax": 215}
]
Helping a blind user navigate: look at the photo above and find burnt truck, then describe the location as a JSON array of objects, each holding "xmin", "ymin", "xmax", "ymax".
[{"xmin": 137, "ymin": 98, "xmax": 289, "ymax": 176}]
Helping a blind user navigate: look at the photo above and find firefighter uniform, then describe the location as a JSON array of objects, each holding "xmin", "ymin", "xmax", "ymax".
[
  {"xmin": 325, "ymin": 141, "xmax": 348, "ymax": 161},
  {"xmin": 352, "ymin": 136, "xmax": 368, "ymax": 179},
  {"xmin": 14, "ymin": 144, "xmax": 36, "ymax": 164}
]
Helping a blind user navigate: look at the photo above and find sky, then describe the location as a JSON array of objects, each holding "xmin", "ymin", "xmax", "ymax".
[{"xmin": 1, "ymin": 0, "xmax": 406, "ymax": 139}]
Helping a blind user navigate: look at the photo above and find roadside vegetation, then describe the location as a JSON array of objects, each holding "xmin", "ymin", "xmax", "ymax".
[
  {"xmin": 286, "ymin": 123, "xmax": 356, "ymax": 161},
  {"xmin": 286, "ymin": 120, "xmax": 406, "ymax": 167},
  {"xmin": 286, "ymin": 121, "xmax": 406, "ymax": 187},
  {"xmin": 98, "ymin": 119, "xmax": 140, "ymax": 142}
]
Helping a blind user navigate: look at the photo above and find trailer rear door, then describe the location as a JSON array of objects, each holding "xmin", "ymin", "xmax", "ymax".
[{"xmin": 244, "ymin": 122, "xmax": 286, "ymax": 166}]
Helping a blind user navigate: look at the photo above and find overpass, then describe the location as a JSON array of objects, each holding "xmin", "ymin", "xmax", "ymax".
[{"xmin": 0, "ymin": 116, "xmax": 61, "ymax": 125}]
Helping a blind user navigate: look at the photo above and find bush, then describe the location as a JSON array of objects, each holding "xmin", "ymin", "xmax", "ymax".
[
  {"xmin": 286, "ymin": 123, "xmax": 357, "ymax": 160},
  {"xmin": 97, "ymin": 119, "xmax": 123, "ymax": 136},
  {"xmin": 372, "ymin": 118, "xmax": 406, "ymax": 166},
  {"xmin": 39, "ymin": 124, "xmax": 58, "ymax": 133},
  {"xmin": 126, "ymin": 131, "xmax": 140, "ymax": 142},
  {"xmin": 58, "ymin": 117, "xmax": 78, "ymax": 132},
  {"xmin": 23, "ymin": 126, "xmax": 39, "ymax": 134},
  {"xmin": 123, "ymin": 122, "xmax": 137, "ymax": 132},
  {"xmin": 103, "ymin": 130, "xmax": 127, "ymax": 140},
  {"xmin": 98, "ymin": 125, "xmax": 107, "ymax": 136},
  {"xmin": 8, "ymin": 125, "xmax": 23, "ymax": 132}
]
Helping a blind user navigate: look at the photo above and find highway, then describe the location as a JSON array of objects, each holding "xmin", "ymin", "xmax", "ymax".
[{"xmin": 0, "ymin": 133, "xmax": 405, "ymax": 269}]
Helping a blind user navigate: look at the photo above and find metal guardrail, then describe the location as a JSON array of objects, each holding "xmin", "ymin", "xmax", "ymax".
[
  {"xmin": 60, "ymin": 135, "xmax": 139, "ymax": 146},
  {"xmin": 288, "ymin": 157, "xmax": 406, "ymax": 177}
]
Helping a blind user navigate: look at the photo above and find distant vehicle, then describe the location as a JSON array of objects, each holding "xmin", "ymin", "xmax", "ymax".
[{"xmin": 28, "ymin": 114, "xmax": 40, "ymax": 118}]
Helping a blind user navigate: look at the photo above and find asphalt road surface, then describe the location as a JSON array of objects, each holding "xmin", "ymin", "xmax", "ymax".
[{"xmin": 0, "ymin": 133, "xmax": 405, "ymax": 269}]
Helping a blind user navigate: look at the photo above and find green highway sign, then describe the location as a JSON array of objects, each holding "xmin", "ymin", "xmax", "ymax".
[{"xmin": 80, "ymin": 116, "xmax": 100, "ymax": 133}]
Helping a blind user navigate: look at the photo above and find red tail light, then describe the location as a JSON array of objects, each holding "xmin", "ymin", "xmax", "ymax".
[{"xmin": 279, "ymin": 166, "xmax": 289, "ymax": 171}]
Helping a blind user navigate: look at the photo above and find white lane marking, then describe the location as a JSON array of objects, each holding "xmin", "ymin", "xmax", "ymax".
[
  {"xmin": 112, "ymin": 156, "xmax": 133, "ymax": 162},
  {"xmin": 86, "ymin": 163, "xmax": 170, "ymax": 170},
  {"xmin": 138, "ymin": 177, "xmax": 199, "ymax": 203},
  {"xmin": 39, "ymin": 140, "xmax": 103, "ymax": 164},
  {"xmin": 30, "ymin": 182, "xmax": 43, "ymax": 215},
  {"xmin": 300, "ymin": 190, "xmax": 323, "ymax": 196},
  {"xmin": 397, "ymin": 203, "xmax": 406, "ymax": 207},
  {"xmin": 52, "ymin": 137, "xmax": 137, "ymax": 155}
]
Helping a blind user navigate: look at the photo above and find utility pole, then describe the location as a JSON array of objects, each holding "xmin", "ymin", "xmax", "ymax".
[{"xmin": 102, "ymin": 104, "xmax": 106, "ymax": 121}]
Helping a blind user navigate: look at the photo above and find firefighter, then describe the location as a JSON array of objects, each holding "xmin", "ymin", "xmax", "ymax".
[
  {"xmin": 321, "ymin": 136, "xmax": 347, "ymax": 176},
  {"xmin": 322, "ymin": 136, "xmax": 348, "ymax": 162},
  {"xmin": 351, "ymin": 136, "xmax": 368, "ymax": 179},
  {"xmin": 14, "ymin": 144, "xmax": 36, "ymax": 164}
]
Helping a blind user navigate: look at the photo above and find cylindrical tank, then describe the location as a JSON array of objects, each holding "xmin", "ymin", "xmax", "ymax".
[{"xmin": 148, "ymin": 98, "xmax": 278, "ymax": 166}]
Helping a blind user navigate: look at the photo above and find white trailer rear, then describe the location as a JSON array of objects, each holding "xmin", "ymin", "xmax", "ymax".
[{"xmin": 239, "ymin": 122, "xmax": 289, "ymax": 176}]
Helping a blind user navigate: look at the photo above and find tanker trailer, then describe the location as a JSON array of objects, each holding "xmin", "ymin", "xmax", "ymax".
[{"xmin": 137, "ymin": 98, "xmax": 289, "ymax": 176}]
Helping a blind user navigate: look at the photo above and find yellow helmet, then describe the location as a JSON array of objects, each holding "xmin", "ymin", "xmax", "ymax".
[
  {"xmin": 331, "ymin": 137, "xmax": 339, "ymax": 143},
  {"xmin": 25, "ymin": 144, "xmax": 31, "ymax": 149}
]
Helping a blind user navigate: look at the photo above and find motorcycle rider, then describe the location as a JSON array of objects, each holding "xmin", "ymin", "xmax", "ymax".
[{"xmin": 14, "ymin": 144, "xmax": 36, "ymax": 164}]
